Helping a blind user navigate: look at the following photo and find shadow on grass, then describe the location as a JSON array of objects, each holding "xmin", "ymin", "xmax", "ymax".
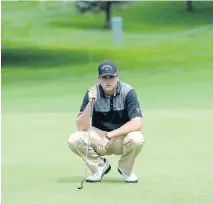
[
  {"xmin": 50, "ymin": 21, "xmax": 106, "ymax": 31},
  {"xmin": 57, "ymin": 176, "xmax": 124, "ymax": 184},
  {"xmin": 1, "ymin": 47, "xmax": 106, "ymax": 68},
  {"xmin": 49, "ymin": 14, "xmax": 106, "ymax": 31}
]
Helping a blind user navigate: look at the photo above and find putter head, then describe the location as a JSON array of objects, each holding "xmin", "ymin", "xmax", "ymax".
[{"xmin": 77, "ymin": 180, "xmax": 84, "ymax": 189}]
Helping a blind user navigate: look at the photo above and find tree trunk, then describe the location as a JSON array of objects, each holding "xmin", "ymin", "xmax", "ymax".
[
  {"xmin": 186, "ymin": 0, "xmax": 193, "ymax": 11},
  {"xmin": 104, "ymin": 1, "xmax": 112, "ymax": 28}
]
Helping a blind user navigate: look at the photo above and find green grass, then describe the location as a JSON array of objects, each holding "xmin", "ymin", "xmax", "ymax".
[
  {"xmin": 1, "ymin": 1, "xmax": 213, "ymax": 204},
  {"xmin": 2, "ymin": 110, "xmax": 213, "ymax": 204}
]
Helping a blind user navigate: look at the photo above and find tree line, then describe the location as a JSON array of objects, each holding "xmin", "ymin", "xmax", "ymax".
[{"xmin": 76, "ymin": 1, "xmax": 194, "ymax": 28}]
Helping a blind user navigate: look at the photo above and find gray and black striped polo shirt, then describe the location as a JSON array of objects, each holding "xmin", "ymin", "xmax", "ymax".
[{"xmin": 78, "ymin": 81, "xmax": 142, "ymax": 131}]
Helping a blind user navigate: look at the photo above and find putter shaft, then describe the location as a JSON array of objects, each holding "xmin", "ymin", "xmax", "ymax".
[{"xmin": 77, "ymin": 99, "xmax": 95, "ymax": 189}]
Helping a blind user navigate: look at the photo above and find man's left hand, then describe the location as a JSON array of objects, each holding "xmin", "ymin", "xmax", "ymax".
[{"xmin": 96, "ymin": 132, "xmax": 110, "ymax": 156}]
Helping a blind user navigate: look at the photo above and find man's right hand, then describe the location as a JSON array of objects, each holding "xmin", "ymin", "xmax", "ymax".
[{"xmin": 88, "ymin": 87, "xmax": 97, "ymax": 102}]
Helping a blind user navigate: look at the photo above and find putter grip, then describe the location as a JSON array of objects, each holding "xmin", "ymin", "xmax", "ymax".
[{"xmin": 90, "ymin": 98, "xmax": 95, "ymax": 118}]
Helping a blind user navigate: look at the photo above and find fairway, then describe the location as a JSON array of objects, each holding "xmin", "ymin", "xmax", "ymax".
[{"xmin": 1, "ymin": 1, "xmax": 213, "ymax": 204}]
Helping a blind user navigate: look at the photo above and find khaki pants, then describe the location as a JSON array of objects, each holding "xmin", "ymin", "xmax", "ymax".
[{"xmin": 67, "ymin": 127, "xmax": 145, "ymax": 175}]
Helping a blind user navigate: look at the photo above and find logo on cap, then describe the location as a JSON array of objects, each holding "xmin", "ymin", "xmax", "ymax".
[{"xmin": 101, "ymin": 65, "xmax": 113, "ymax": 70}]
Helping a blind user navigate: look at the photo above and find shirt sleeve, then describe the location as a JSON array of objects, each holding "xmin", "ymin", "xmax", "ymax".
[
  {"xmin": 78, "ymin": 91, "xmax": 89, "ymax": 117},
  {"xmin": 125, "ymin": 89, "xmax": 143, "ymax": 119}
]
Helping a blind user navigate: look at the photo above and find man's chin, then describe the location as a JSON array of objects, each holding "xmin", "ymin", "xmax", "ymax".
[{"xmin": 103, "ymin": 87, "xmax": 113, "ymax": 92}]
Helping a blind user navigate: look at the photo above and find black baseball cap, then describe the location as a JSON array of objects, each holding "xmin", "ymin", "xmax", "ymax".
[{"xmin": 98, "ymin": 60, "xmax": 118, "ymax": 77}]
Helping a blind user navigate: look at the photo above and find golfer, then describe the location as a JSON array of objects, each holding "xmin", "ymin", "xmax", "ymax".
[{"xmin": 67, "ymin": 60, "xmax": 145, "ymax": 183}]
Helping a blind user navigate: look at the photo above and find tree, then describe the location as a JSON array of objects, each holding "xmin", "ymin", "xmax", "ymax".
[
  {"xmin": 186, "ymin": 0, "xmax": 193, "ymax": 11},
  {"xmin": 76, "ymin": 1, "xmax": 122, "ymax": 28}
]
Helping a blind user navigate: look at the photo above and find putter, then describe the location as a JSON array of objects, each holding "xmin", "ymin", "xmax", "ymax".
[{"xmin": 78, "ymin": 98, "xmax": 95, "ymax": 190}]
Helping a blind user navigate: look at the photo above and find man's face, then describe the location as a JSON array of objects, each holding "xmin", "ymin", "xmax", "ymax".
[{"xmin": 99, "ymin": 75, "xmax": 119, "ymax": 94}]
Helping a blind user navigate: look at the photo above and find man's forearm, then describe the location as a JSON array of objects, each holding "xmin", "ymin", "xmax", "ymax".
[
  {"xmin": 108, "ymin": 117, "xmax": 142, "ymax": 139},
  {"xmin": 76, "ymin": 102, "xmax": 92, "ymax": 131}
]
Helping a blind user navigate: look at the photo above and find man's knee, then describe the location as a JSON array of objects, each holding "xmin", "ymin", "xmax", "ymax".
[
  {"xmin": 124, "ymin": 131, "xmax": 145, "ymax": 148},
  {"xmin": 67, "ymin": 131, "xmax": 84, "ymax": 151}
]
